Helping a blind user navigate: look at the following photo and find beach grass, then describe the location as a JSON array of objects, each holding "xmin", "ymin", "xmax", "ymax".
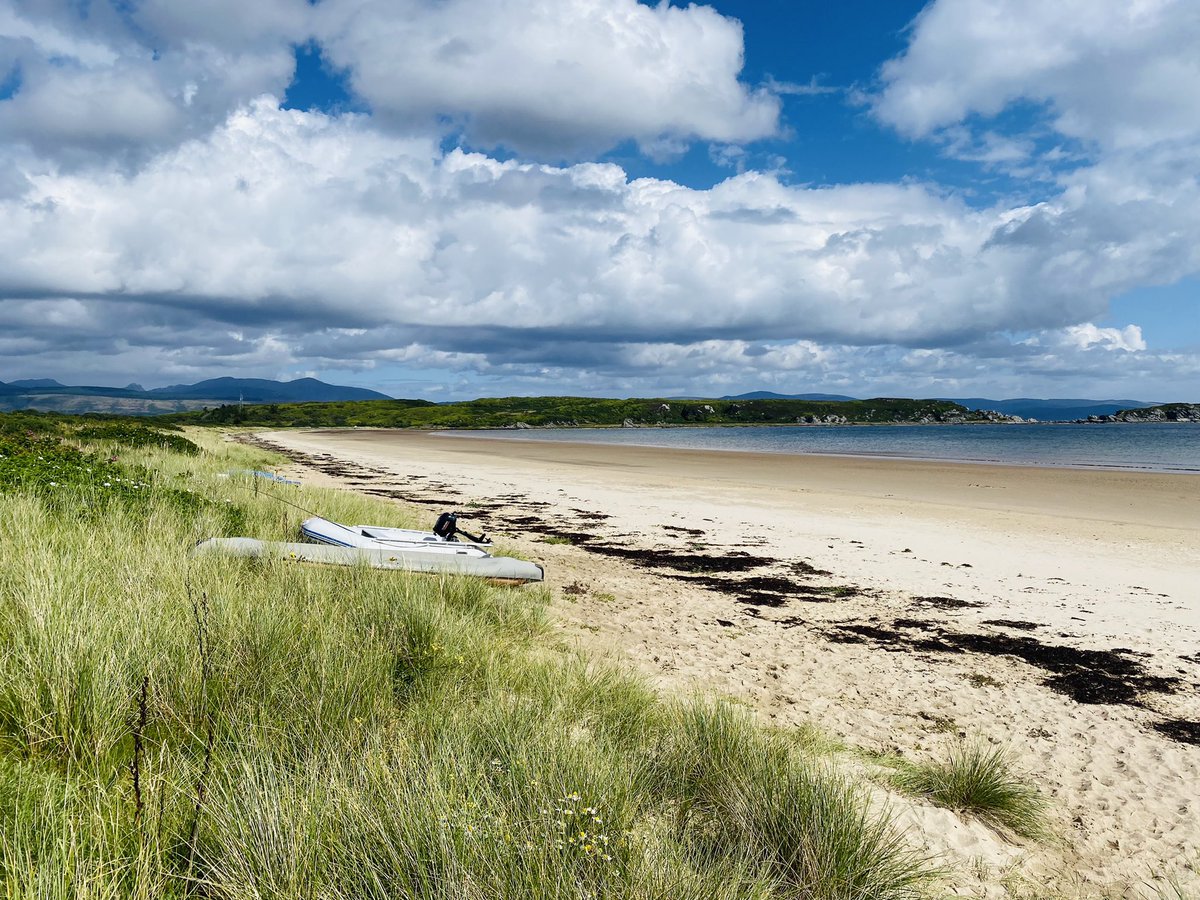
[
  {"xmin": 0, "ymin": 417, "xmax": 938, "ymax": 898},
  {"xmin": 886, "ymin": 743, "xmax": 1048, "ymax": 840}
]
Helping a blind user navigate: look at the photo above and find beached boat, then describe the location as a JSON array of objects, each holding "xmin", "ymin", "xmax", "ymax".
[
  {"xmin": 191, "ymin": 537, "xmax": 544, "ymax": 583},
  {"xmin": 299, "ymin": 516, "xmax": 490, "ymax": 556}
]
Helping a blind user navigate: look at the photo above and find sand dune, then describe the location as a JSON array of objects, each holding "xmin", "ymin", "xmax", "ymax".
[{"xmin": 255, "ymin": 428, "xmax": 1200, "ymax": 897}]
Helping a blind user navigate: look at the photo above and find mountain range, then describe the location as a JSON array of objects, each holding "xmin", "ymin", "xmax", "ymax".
[{"xmin": 0, "ymin": 377, "xmax": 390, "ymax": 414}]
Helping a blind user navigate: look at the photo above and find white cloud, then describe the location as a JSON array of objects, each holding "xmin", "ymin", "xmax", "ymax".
[
  {"xmin": 875, "ymin": 0, "xmax": 1200, "ymax": 153},
  {"xmin": 1, "ymin": 99, "xmax": 1196, "ymax": 399},
  {"xmin": 0, "ymin": 0, "xmax": 306, "ymax": 158},
  {"xmin": 2, "ymin": 0, "xmax": 778, "ymax": 161},
  {"xmin": 1062, "ymin": 323, "xmax": 1146, "ymax": 352},
  {"xmin": 314, "ymin": 0, "xmax": 780, "ymax": 156}
]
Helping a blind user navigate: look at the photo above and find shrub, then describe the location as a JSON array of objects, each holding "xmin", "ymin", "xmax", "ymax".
[{"xmin": 75, "ymin": 422, "xmax": 201, "ymax": 456}]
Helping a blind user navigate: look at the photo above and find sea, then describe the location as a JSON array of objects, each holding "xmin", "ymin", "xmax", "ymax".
[{"xmin": 444, "ymin": 423, "xmax": 1200, "ymax": 474}]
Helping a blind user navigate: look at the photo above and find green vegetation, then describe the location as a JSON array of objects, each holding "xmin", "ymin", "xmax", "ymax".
[
  {"xmin": 0, "ymin": 413, "xmax": 229, "ymax": 528},
  {"xmin": 160, "ymin": 395, "xmax": 1003, "ymax": 429},
  {"xmin": 74, "ymin": 421, "xmax": 201, "ymax": 455},
  {"xmin": 886, "ymin": 743, "xmax": 1048, "ymax": 839},
  {"xmin": 0, "ymin": 413, "xmax": 938, "ymax": 898}
]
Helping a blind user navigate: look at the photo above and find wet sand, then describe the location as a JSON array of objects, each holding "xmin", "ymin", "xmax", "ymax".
[{"xmin": 256, "ymin": 428, "xmax": 1200, "ymax": 897}]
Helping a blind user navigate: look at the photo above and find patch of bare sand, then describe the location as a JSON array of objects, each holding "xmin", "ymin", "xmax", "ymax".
[{"xmin": 254, "ymin": 428, "xmax": 1200, "ymax": 898}]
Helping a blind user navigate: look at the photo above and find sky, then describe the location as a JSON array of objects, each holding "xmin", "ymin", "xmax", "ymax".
[{"xmin": 1, "ymin": 0, "xmax": 1198, "ymax": 402}]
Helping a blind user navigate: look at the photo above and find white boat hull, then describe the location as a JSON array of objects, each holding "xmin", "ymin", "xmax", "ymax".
[
  {"xmin": 191, "ymin": 537, "xmax": 544, "ymax": 583},
  {"xmin": 300, "ymin": 517, "xmax": 489, "ymax": 557}
]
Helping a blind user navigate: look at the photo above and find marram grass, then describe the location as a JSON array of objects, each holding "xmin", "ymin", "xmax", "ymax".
[
  {"xmin": 0, "ymin": 420, "xmax": 939, "ymax": 898},
  {"xmin": 887, "ymin": 742, "xmax": 1048, "ymax": 840}
]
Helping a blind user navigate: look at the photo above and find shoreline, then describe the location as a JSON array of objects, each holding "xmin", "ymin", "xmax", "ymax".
[
  {"xmin": 253, "ymin": 427, "xmax": 1200, "ymax": 896},
  {"xmin": 436, "ymin": 422, "xmax": 1200, "ymax": 475},
  {"xmin": 436, "ymin": 427, "xmax": 1200, "ymax": 474}
]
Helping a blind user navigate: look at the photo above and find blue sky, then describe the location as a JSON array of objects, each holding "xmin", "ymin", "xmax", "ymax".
[{"xmin": 0, "ymin": 0, "xmax": 1197, "ymax": 400}]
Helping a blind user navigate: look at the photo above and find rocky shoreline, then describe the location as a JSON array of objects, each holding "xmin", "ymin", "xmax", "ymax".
[{"xmin": 1078, "ymin": 403, "xmax": 1200, "ymax": 424}]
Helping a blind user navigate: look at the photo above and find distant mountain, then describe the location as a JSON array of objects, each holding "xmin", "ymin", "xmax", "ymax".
[
  {"xmin": 722, "ymin": 391, "xmax": 858, "ymax": 402},
  {"xmin": 938, "ymin": 397, "xmax": 1161, "ymax": 421},
  {"xmin": 0, "ymin": 376, "xmax": 392, "ymax": 415},
  {"xmin": 148, "ymin": 377, "xmax": 390, "ymax": 403},
  {"xmin": 8, "ymin": 378, "xmax": 65, "ymax": 388}
]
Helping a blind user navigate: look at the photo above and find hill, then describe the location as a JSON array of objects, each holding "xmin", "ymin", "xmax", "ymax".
[
  {"xmin": 7, "ymin": 378, "xmax": 66, "ymax": 388},
  {"xmin": 0, "ymin": 377, "xmax": 391, "ymax": 414},
  {"xmin": 937, "ymin": 397, "xmax": 1159, "ymax": 421},
  {"xmin": 147, "ymin": 376, "xmax": 389, "ymax": 403},
  {"xmin": 1092, "ymin": 402, "xmax": 1200, "ymax": 423}
]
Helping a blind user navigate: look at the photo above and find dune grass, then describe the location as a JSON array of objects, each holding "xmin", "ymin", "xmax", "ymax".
[
  {"xmin": 0, "ymin": 420, "xmax": 938, "ymax": 898},
  {"xmin": 886, "ymin": 743, "xmax": 1048, "ymax": 840}
]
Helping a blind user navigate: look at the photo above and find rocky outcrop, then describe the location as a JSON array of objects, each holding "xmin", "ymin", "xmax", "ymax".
[{"xmin": 1078, "ymin": 404, "xmax": 1199, "ymax": 423}]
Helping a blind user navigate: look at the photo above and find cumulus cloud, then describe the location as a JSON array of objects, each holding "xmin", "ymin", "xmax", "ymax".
[
  {"xmin": 1061, "ymin": 324, "xmax": 1146, "ymax": 353},
  {"xmin": 314, "ymin": 0, "xmax": 780, "ymax": 156},
  {"xmin": 874, "ymin": 0, "xmax": 1200, "ymax": 152},
  {"xmin": 1, "ymin": 0, "xmax": 778, "ymax": 160},
  {"xmin": 0, "ymin": 103, "xmax": 1067, "ymax": 345},
  {"xmin": 2, "ymin": 98, "xmax": 1196, "ymax": 398},
  {"xmin": 0, "ymin": 0, "xmax": 306, "ymax": 159}
]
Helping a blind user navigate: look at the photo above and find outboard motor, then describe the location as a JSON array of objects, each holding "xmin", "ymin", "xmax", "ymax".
[
  {"xmin": 433, "ymin": 511, "xmax": 458, "ymax": 540},
  {"xmin": 433, "ymin": 510, "xmax": 490, "ymax": 545}
]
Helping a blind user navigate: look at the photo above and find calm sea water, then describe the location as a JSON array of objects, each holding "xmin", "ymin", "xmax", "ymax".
[{"xmin": 447, "ymin": 423, "xmax": 1200, "ymax": 473}]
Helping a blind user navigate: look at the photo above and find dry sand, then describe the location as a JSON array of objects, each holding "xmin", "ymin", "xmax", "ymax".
[{"xmin": 255, "ymin": 428, "xmax": 1200, "ymax": 898}]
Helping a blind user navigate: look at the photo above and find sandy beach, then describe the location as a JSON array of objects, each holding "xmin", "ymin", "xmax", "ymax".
[{"xmin": 255, "ymin": 428, "xmax": 1199, "ymax": 897}]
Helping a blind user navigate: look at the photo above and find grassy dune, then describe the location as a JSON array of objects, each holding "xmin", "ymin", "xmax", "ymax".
[{"xmin": 0, "ymin": 419, "xmax": 941, "ymax": 898}]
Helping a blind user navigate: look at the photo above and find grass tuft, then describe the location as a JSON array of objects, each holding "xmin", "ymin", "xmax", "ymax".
[{"xmin": 889, "ymin": 742, "xmax": 1048, "ymax": 839}]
